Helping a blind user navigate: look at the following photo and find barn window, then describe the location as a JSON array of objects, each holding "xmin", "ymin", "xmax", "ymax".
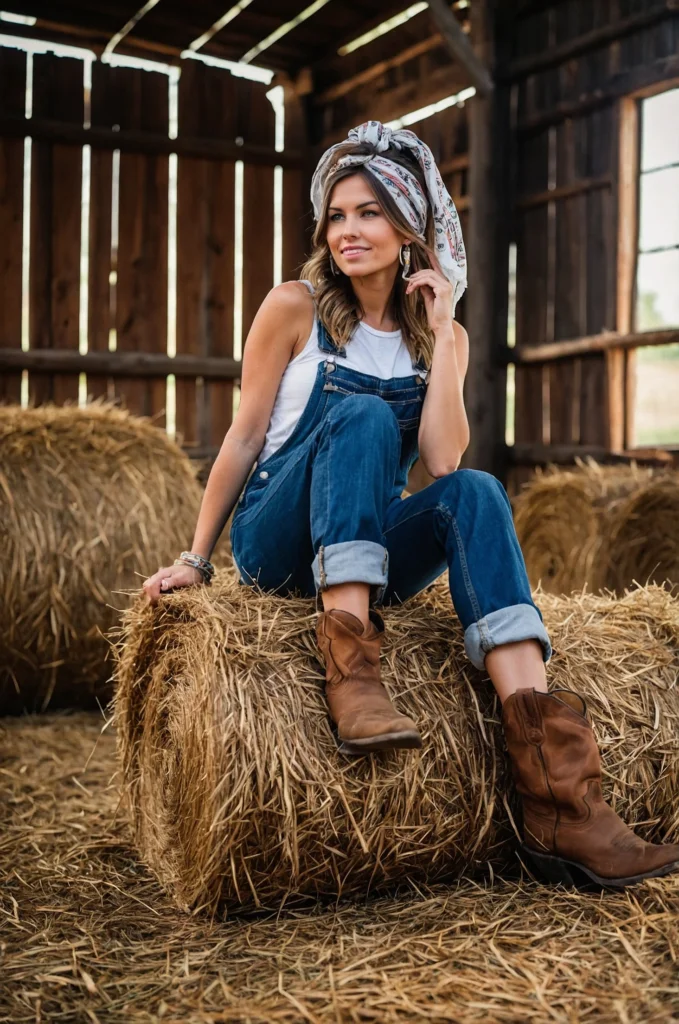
[
  {"xmin": 635, "ymin": 88, "xmax": 679, "ymax": 334},
  {"xmin": 620, "ymin": 86, "xmax": 679, "ymax": 449}
]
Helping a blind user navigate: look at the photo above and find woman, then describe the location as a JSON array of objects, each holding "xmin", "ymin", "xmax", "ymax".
[{"xmin": 144, "ymin": 121, "xmax": 678, "ymax": 889}]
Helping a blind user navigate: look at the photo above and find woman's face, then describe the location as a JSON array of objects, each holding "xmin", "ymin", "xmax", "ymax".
[{"xmin": 325, "ymin": 174, "xmax": 408, "ymax": 279}]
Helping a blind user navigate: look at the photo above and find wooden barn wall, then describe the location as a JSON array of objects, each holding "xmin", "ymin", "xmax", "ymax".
[
  {"xmin": 0, "ymin": 47, "xmax": 26, "ymax": 406},
  {"xmin": 510, "ymin": 0, "xmax": 679, "ymax": 483},
  {"xmin": 0, "ymin": 46, "xmax": 308, "ymax": 456},
  {"xmin": 310, "ymin": 12, "xmax": 469, "ymax": 147}
]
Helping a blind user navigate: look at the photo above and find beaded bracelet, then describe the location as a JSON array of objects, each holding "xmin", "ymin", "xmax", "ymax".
[
  {"xmin": 174, "ymin": 551, "xmax": 215, "ymax": 585},
  {"xmin": 174, "ymin": 559, "xmax": 212, "ymax": 585},
  {"xmin": 179, "ymin": 551, "xmax": 215, "ymax": 576}
]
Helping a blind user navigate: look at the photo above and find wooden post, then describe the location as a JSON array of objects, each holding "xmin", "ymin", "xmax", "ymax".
[
  {"xmin": 609, "ymin": 94, "xmax": 640, "ymax": 451},
  {"xmin": 462, "ymin": 0, "xmax": 508, "ymax": 478},
  {"xmin": 426, "ymin": 0, "xmax": 494, "ymax": 97}
]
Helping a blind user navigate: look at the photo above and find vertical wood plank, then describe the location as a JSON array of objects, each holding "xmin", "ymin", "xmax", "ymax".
[
  {"xmin": 176, "ymin": 158, "xmax": 235, "ymax": 447},
  {"xmin": 281, "ymin": 77, "xmax": 312, "ymax": 283},
  {"xmin": 551, "ymin": 117, "xmax": 584, "ymax": 445},
  {"xmin": 240, "ymin": 80, "xmax": 276, "ymax": 342},
  {"xmin": 0, "ymin": 47, "xmax": 27, "ymax": 404},
  {"xmin": 515, "ymin": 205, "xmax": 548, "ymax": 446},
  {"xmin": 580, "ymin": 103, "xmax": 615, "ymax": 447},
  {"xmin": 86, "ymin": 148, "xmax": 113, "ymax": 401},
  {"xmin": 29, "ymin": 53, "xmax": 83, "ymax": 406},
  {"xmin": 176, "ymin": 61, "xmax": 237, "ymax": 450},
  {"xmin": 90, "ymin": 62, "xmax": 169, "ymax": 421},
  {"xmin": 117, "ymin": 149, "xmax": 168, "ymax": 421},
  {"xmin": 464, "ymin": 0, "xmax": 510, "ymax": 477},
  {"xmin": 610, "ymin": 94, "xmax": 640, "ymax": 449}
]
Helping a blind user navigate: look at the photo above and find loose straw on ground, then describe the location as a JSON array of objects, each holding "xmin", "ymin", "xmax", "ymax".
[
  {"xmin": 0, "ymin": 403, "xmax": 203, "ymax": 713},
  {"xmin": 1, "ymin": 711, "xmax": 678, "ymax": 1023},
  {"xmin": 114, "ymin": 575, "xmax": 679, "ymax": 916}
]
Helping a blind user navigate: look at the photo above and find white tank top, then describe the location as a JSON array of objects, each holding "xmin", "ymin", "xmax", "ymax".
[{"xmin": 258, "ymin": 280, "xmax": 416, "ymax": 465}]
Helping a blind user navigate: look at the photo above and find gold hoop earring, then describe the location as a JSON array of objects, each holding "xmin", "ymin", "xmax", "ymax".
[{"xmin": 399, "ymin": 243, "xmax": 412, "ymax": 280}]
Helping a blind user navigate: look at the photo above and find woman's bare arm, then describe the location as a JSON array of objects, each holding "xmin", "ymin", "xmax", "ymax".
[{"xmin": 143, "ymin": 281, "xmax": 313, "ymax": 603}]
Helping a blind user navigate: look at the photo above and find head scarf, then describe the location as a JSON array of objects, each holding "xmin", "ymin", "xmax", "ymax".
[{"xmin": 310, "ymin": 120, "xmax": 467, "ymax": 313}]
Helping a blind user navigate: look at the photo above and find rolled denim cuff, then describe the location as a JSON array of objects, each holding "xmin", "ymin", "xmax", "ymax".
[
  {"xmin": 463, "ymin": 603, "xmax": 552, "ymax": 671},
  {"xmin": 312, "ymin": 541, "xmax": 389, "ymax": 606}
]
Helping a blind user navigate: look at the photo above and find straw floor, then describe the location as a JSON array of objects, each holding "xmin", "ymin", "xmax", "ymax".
[
  {"xmin": 2, "ymin": 712, "xmax": 679, "ymax": 1023},
  {"xmin": 0, "ymin": 404, "xmax": 203, "ymax": 714},
  {"xmin": 115, "ymin": 575, "xmax": 679, "ymax": 916}
]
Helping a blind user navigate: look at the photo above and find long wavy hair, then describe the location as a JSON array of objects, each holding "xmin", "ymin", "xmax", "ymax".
[{"xmin": 300, "ymin": 140, "xmax": 440, "ymax": 369}]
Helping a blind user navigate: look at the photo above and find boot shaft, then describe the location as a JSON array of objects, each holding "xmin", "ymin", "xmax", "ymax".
[
  {"xmin": 316, "ymin": 608, "xmax": 384, "ymax": 688},
  {"xmin": 502, "ymin": 688, "xmax": 601, "ymax": 822}
]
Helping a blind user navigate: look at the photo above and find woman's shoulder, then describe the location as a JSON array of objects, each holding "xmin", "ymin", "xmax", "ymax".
[
  {"xmin": 262, "ymin": 281, "xmax": 315, "ymax": 353},
  {"xmin": 267, "ymin": 279, "xmax": 315, "ymax": 308},
  {"xmin": 261, "ymin": 280, "xmax": 314, "ymax": 326}
]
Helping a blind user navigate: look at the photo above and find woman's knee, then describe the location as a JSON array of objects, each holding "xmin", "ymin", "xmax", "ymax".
[
  {"xmin": 438, "ymin": 468, "xmax": 511, "ymax": 513},
  {"xmin": 326, "ymin": 394, "xmax": 399, "ymax": 440}
]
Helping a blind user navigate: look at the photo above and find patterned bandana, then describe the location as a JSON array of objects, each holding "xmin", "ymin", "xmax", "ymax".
[{"xmin": 310, "ymin": 120, "xmax": 467, "ymax": 313}]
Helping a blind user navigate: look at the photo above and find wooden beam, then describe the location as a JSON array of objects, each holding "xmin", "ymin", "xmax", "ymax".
[
  {"xmin": 509, "ymin": 442, "xmax": 675, "ymax": 466},
  {"xmin": 313, "ymin": 34, "xmax": 443, "ymax": 105},
  {"xmin": 516, "ymin": 175, "xmax": 612, "ymax": 210},
  {"xmin": 0, "ymin": 348, "xmax": 241, "ymax": 380},
  {"xmin": 610, "ymin": 95, "xmax": 641, "ymax": 451},
  {"xmin": 426, "ymin": 0, "xmax": 494, "ymax": 97},
  {"xmin": 462, "ymin": 0, "xmax": 507, "ymax": 478},
  {"xmin": 319, "ymin": 64, "xmax": 469, "ymax": 146},
  {"xmin": 505, "ymin": 1, "xmax": 679, "ymax": 81},
  {"xmin": 517, "ymin": 55, "xmax": 679, "ymax": 133},
  {"xmin": 508, "ymin": 329, "xmax": 679, "ymax": 364},
  {"xmin": 438, "ymin": 154, "xmax": 469, "ymax": 175},
  {"xmin": 0, "ymin": 115, "xmax": 301, "ymax": 169}
]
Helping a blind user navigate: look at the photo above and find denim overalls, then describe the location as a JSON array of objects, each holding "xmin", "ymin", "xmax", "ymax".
[{"xmin": 230, "ymin": 318, "xmax": 551, "ymax": 671}]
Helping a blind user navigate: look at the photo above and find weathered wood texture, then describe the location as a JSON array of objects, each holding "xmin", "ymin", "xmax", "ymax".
[
  {"xmin": 0, "ymin": 47, "xmax": 309, "ymax": 456},
  {"xmin": 29, "ymin": 53, "xmax": 84, "ymax": 405},
  {"xmin": 509, "ymin": 0, "xmax": 679, "ymax": 480},
  {"xmin": 92, "ymin": 61, "xmax": 169, "ymax": 422},
  {"xmin": 312, "ymin": 5, "xmax": 471, "ymax": 148},
  {"xmin": 176, "ymin": 61, "xmax": 235, "ymax": 450},
  {"xmin": 0, "ymin": 48, "xmax": 26, "ymax": 404}
]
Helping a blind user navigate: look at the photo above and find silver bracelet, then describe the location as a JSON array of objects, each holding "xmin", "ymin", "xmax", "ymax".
[
  {"xmin": 179, "ymin": 550, "xmax": 215, "ymax": 576},
  {"xmin": 174, "ymin": 556, "xmax": 213, "ymax": 585}
]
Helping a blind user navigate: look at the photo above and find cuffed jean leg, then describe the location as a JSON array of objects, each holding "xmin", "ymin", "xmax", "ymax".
[
  {"xmin": 382, "ymin": 470, "xmax": 552, "ymax": 669},
  {"xmin": 310, "ymin": 394, "xmax": 401, "ymax": 606}
]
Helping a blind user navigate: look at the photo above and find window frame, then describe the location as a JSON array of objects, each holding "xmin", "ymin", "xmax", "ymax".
[{"xmin": 612, "ymin": 79, "xmax": 679, "ymax": 451}]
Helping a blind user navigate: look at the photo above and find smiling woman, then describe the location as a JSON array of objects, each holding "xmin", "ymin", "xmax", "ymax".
[{"xmin": 140, "ymin": 118, "xmax": 679, "ymax": 890}]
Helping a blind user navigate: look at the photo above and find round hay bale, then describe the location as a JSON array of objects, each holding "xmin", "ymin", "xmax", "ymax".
[
  {"xmin": 605, "ymin": 476, "xmax": 679, "ymax": 594},
  {"xmin": 512, "ymin": 460, "xmax": 653, "ymax": 594},
  {"xmin": 114, "ymin": 573, "xmax": 679, "ymax": 916},
  {"xmin": 0, "ymin": 403, "xmax": 204, "ymax": 713}
]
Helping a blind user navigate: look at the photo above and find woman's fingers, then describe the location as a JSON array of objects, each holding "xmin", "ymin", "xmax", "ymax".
[
  {"xmin": 142, "ymin": 563, "xmax": 203, "ymax": 605},
  {"xmin": 143, "ymin": 566, "xmax": 172, "ymax": 605}
]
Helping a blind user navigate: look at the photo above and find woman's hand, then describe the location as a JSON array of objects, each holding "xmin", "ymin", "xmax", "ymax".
[
  {"xmin": 405, "ymin": 268, "xmax": 454, "ymax": 335},
  {"xmin": 142, "ymin": 562, "xmax": 203, "ymax": 605}
]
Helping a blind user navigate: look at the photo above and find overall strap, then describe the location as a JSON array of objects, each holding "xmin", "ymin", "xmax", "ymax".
[
  {"xmin": 317, "ymin": 318, "xmax": 347, "ymax": 358},
  {"xmin": 299, "ymin": 280, "xmax": 348, "ymax": 359}
]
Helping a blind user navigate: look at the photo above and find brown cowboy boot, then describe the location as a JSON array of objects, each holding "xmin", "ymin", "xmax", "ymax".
[
  {"xmin": 316, "ymin": 607, "xmax": 422, "ymax": 755},
  {"xmin": 502, "ymin": 687, "xmax": 679, "ymax": 889}
]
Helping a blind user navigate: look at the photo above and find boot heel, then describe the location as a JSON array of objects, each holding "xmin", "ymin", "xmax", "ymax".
[{"xmin": 521, "ymin": 845, "xmax": 577, "ymax": 887}]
